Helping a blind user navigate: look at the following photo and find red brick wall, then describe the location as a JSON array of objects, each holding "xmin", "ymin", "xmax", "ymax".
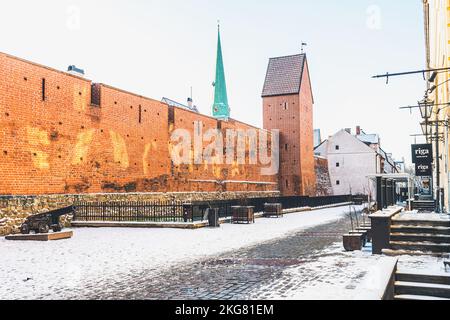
[
  {"xmin": 169, "ymin": 107, "xmax": 278, "ymax": 192},
  {"xmin": 262, "ymin": 59, "xmax": 316, "ymax": 196},
  {"xmin": 0, "ymin": 52, "xmax": 277, "ymax": 195},
  {"xmin": 298, "ymin": 61, "xmax": 316, "ymax": 196}
]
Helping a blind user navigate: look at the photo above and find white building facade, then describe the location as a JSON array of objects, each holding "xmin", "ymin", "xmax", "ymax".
[{"xmin": 315, "ymin": 129, "xmax": 398, "ymax": 197}]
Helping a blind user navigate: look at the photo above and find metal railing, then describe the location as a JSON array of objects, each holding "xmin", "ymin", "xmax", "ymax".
[
  {"xmin": 73, "ymin": 201, "xmax": 185, "ymax": 222},
  {"xmin": 72, "ymin": 195, "xmax": 358, "ymax": 223}
]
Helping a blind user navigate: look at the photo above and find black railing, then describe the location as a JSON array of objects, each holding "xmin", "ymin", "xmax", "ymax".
[
  {"xmin": 73, "ymin": 195, "xmax": 358, "ymax": 223},
  {"xmin": 185, "ymin": 195, "xmax": 354, "ymax": 222},
  {"xmin": 73, "ymin": 201, "xmax": 185, "ymax": 222}
]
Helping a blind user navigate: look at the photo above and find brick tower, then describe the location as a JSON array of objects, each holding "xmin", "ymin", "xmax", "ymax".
[{"xmin": 262, "ymin": 53, "xmax": 316, "ymax": 196}]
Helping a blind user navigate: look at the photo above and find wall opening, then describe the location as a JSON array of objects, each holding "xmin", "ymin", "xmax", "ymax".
[
  {"xmin": 42, "ymin": 78, "xmax": 46, "ymax": 101},
  {"xmin": 91, "ymin": 83, "xmax": 101, "ymax": 106}
]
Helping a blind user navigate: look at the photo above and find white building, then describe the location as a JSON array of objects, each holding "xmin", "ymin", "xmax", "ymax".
[{"xmin": 315, "ymin": 128, "xmax": 399, "ymax": 197}]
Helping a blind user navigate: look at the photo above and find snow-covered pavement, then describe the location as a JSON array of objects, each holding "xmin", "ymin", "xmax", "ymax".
[{"xmin": 0, "ymin": 205, "xmax": 367, "ymax": 300}]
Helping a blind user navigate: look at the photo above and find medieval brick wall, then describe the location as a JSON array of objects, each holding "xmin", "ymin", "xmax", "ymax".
[{"xmin": 0, "ymin": 52, "xmax": 278, "ymax": 196}]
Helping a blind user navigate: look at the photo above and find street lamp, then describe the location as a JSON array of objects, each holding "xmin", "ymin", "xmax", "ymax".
[
  {"xmin": 418, "ymin": 98, "xmax": 433, "ymax": 120},
  {"xmin": 421, "ymin": 121, "xmax": 432, "ymax": 137},
  {"xmin": 419, "ymin": 98, "xmax": 433, "ymax": 142}
]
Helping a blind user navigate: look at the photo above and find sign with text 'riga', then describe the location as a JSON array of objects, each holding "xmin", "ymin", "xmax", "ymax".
[
  {"xmin": 415, "ymin": 163, "xmax": 432, "ymax": 177},
  {"xmin": 411, "ymin": 144, "xmax": 433, "ymax": 164}
]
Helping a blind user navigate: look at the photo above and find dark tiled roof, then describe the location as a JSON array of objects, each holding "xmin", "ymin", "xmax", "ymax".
[
  {"xmin": 161, "ymin": 97, "xmax": 199, "ymax": 113},
  {"xmin": 262, "ymin": 54, "xmax": 305, "ymax": 97}
]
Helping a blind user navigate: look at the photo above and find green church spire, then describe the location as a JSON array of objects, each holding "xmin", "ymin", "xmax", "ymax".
[{"xmin": 212, "ymin": 22, "xmax": 230, "ymax": 120}]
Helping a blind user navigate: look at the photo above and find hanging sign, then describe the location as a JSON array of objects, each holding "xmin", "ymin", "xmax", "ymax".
[
  {"xmin": 411, "ymin": 144, "xmax": 433, "ymax": 164},
  {"xmin": 415, "ymin": 163, "xmax": 432, "ymax": 177}
]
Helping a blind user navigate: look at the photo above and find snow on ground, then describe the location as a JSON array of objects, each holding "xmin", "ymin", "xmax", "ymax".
[
  {"xmin": 0, "ymin": 205, "xmax": 360, "ymax": 300},
  {"xmin": 397, "ymin": 254, "xmax": 450, "ymax": 275},
  {"xmin": 251, "ymin": 242, "xmax": 395, "ymax": 300},
  {"xmin": 258, "ymin": 245, "xmax": 450, "ymax": 300}
]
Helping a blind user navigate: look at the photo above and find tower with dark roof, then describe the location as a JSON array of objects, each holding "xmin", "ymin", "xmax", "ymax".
[{"xmin": 262, "ymin": 53, "xmax": 316, "ymax": 196}]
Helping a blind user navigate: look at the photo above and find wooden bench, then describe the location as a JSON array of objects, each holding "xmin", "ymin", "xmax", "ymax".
[
  {"xmin": 349, "ymin": 230, "xmax": 368, "ymax": 247},
  {"xmin": 263, "ymin": 203, "xmax": 283, "ymax": 218},
  {"xmin": 356, "ymin": 226, "xmax": 372, "ymax": 242},
  {"xmin": 231, "ymin": 206, "xmax": 255, "ymax": 224}
]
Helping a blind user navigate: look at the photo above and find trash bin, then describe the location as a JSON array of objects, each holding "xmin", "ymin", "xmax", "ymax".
[{"xmin": 207, "ymin": 208, "xmax": 220, "ymax": 228}]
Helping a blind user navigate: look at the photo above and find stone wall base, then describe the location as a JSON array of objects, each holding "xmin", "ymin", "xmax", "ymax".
[{"xmin": 0, "ymin": 191, "xmax": 280, "ymax": 236}]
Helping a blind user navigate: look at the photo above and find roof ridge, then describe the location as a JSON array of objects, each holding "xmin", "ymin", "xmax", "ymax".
[{"xmin": 269, "ymin": 53, "xmax": 305, "ymax": 60}]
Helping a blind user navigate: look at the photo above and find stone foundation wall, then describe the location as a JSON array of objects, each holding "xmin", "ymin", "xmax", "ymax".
[
  {"xmin": 315, "ymin": 156, "xmax": 333, "ymax": 196},
  {"xmin": 0, "ymin": 191, "xmax": 280, "ymax": 236}
]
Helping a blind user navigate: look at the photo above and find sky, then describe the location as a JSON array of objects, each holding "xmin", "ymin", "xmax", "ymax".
[{"xmin": 0, "ymin": 0, "xmax": 425, "ymax": 164}]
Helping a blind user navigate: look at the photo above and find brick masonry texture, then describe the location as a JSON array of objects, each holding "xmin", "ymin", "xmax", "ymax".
[
  {"xmin": 0, "ymin": 52, "xmax": 278, "ymax": 196},
  {"xmin": 262, "ymin": 59, "xmax": 316, "ymax": 196}
]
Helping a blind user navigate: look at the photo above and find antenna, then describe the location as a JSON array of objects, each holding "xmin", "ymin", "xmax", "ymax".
[{"xmin": 301, "ymin": 42, "xmax": 308, "ymax": 54}]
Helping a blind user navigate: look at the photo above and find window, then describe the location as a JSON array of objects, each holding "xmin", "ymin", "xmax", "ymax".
[
  {"xmin": 42, "ymin": 78, "xmax": 46, "ymax": 101},
  {"xmin": 285, "ymin": 180, "xmax": 289, "ymax": 188},
  {"xmin": 283, "ymin": 102, "xmax": 288, "ymax": 110},
  {"xmin": 336, "ymin": 180, "xmax": 340, "ymax": 186},
  {"xmin": 335, "ymin": 145, "xmax": 340, "ymax": 150},
  {"xmin": 336, "ymin": 162, "xmax": 340, "ymax": 167},
  {"xmin": 285, "ymin": 144, "xmax": 288, "ymax": 151},
  {"xmin": 138, "ymin": 105, "xmax": 142, "ymax": 124}
]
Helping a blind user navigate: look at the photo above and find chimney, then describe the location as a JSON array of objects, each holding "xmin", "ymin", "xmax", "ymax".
[
  {"xmin": 187, "ymin": 97, "xmax": 193, "ymax": 108},
  {"xmin": 67, "ymin": 65, "xmax": 85, "ymax": 77},
  {"xmin": 356, "ymin": 126, "xmax": 361, "ymax": 135}
]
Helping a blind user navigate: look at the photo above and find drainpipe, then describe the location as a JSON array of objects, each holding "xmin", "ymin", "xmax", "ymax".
[{"xmin": 436, "ymin": 120, "xmax": 441, "ymax": 213}]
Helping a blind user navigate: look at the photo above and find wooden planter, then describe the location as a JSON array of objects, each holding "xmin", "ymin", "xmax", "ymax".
[
  {"xmin": 343, "ymin": 233, "xmax": 364, "ymax": 251},
  {"xmin": 232, "ymin": 206, "xmax": 255, "ymax": 224},
  {"xmin": 263, "ymin": 203, "xmax": 283, "ymax": 218}
]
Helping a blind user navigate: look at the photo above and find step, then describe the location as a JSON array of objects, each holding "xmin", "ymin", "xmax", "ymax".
[
  {"xmin": 396, "ymin": 272, "xmax": 450, "ymax": 285},
  {"xmin": 390, "ymin": 241, "xmax": 450, "ymax": 253},
  {"xmin": 382, "ymin": 249, "xmax": 449, "ymax": 258},
  {"xmin": 391, "ymin": 225, "xmax": 450, "ymax": 235},
  {"xmin": 395, "ymin": 281, "xmax": 450, "ymax": 299},
  {"xmin": 392, "ymin": 219, "xmax": 450, "ymax": 228},
  {"xmin": 394, "ymin": 294, "xmax": 450, "ymax": 301},
  {"xmin": 390, "ymin": 233, "xmax": 450, "ymax": 244}
]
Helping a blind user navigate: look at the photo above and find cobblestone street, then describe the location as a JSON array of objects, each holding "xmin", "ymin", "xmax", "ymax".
[
  {"xmin": 83, "ymin": 218, "xmax": 354, "ymax": 300},
  {"xmin": 2, "ymin": 206, "xmax": 389, "ymax": 300}
]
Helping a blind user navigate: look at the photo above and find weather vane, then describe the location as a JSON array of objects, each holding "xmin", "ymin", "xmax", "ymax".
[{"xmin": 301, "ymin": 42, "xmax": 308, "ymax": 53}]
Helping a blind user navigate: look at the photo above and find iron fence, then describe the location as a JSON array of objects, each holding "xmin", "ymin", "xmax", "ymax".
[
  {"xmin": 185, "ymin": 194, "xmax": 354, "ymax": 222},
  {"xmin": 72, "ymin": 195, "xmax": 359, "ymax": 223},
  {"xmin": 73, "ymin": 201, "xmax": 185, "ymax": 222}
]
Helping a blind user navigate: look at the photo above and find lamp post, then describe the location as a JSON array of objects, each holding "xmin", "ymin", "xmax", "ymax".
[{"xmin": 418, "ymin": 98, "xmax": 433, "ymax": 142}]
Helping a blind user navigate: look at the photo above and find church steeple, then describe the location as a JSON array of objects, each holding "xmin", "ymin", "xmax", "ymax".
[{"xmin": 212, "ymin": 22, "xmax": 230, "ymax": 120}]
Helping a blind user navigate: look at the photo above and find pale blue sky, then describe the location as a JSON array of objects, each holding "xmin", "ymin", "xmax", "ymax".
[{"xmin": 0, "ymin": 0, "xmax": 425, "ymax": 163}]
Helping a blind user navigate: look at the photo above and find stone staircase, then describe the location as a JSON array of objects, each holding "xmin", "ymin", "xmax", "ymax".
[
  {"xmin": 386, "ymin": 215, "xmax": 450, "ymax": 255},
  {"xmin": 394, "ymin": 271, "xmax": 450, "ymax": 300},
  {"xmin": 411, "ymin": 200, "xmax": 436, "ymax": 213}
]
